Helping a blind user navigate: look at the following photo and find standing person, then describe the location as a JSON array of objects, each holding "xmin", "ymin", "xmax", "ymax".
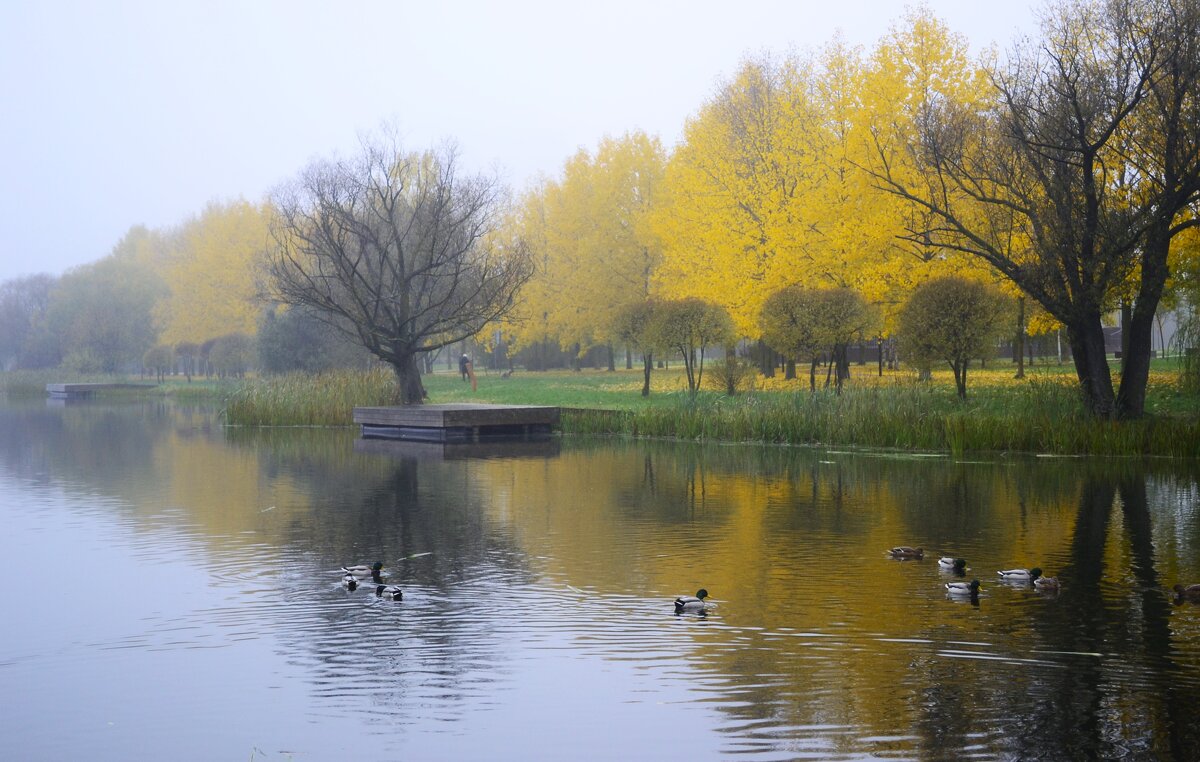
[{"xmin": 459, "ymin": 354, "xmax": 469, "ymax": 381}]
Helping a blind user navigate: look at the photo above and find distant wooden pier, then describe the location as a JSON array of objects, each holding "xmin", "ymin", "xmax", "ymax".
[
  {"xmin": 353, "ymin": 403, "xmax": 559, "ymax": 442},
  {"xmin": 46, "ymin": 383, "xmax": 157, "ymax": 399}
]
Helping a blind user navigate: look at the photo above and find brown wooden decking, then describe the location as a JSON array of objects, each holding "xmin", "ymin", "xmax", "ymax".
[
  {"xmin": 353, "ymin": 403, "xmax": 560, "ymax": 442},
  {"xmin": 353, "ymin": 436, "xmax": 561, "ymax": 460}
]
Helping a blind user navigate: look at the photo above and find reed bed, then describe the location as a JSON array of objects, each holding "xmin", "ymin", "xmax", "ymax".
[
  {"xmin": 561, "ymin": 380, "xmax": 1200, "ymax": 457},
  {"xmin": 223, "ymin": 368, "xmax": 400, "ymax": 426}
]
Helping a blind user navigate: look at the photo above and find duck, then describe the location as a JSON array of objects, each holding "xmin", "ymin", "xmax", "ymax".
[
  {"xmin": 341, "ymin": 574, "xmax": 359, "ymax": 591},
  {"xmin": 1173, "ymin": 584, "xmax": 1200, "ymax": 603},
  {"xmin": 938, "ymin": 557, "xmax": 967, "ymax": 572},
  {"xmin": 375, "ymin": 585, "xmax": 403, "ymax": 601},
  {"xmin": 674, "ymin": 589, "xmax": 709, "ymax": 613},
  {"xmin": 888, "ymin": 547, "xmax": 924, "ymax": 560},
  {"xmin": 945, "ymin": 579, "xmax": 981, "ymax": 597},
  {"xmin": 1033, "ymin": 575, "xmax": 1060, "ymax": 591},
  {"xmin": 998, "ymin": 567, "xmax": 1043, "ymax": 583},
  {"xmin": 343, "ymin": 562, "xmax": 383, "ymax": 577}
]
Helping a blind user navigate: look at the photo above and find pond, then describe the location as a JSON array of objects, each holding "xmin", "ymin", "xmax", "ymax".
[{"xmin": 1, "ymin": 397, "xmax": 1199, "ymax": 760}]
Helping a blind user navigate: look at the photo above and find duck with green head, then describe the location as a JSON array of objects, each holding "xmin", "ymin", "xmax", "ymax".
[
  {"xmin": 343, "ymin": 562, "xmax": 384, "ymax": 579},
  {"xmin": 998, "ymin": 567, "xmax": 1042, "ymax": 583},
  {"xmin": 939, "ymin": 557, "xmax": 967, "ymax": 573},
  {"xmin": 674, "ymin": 589, "xmax": 709, "ymax": 613},
  {"xmin": 946, "ymin": 579, "xmax": 981, "ymax": 597}
]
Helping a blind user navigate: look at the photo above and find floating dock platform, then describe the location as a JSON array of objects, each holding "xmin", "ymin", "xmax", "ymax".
[
  {"xmin": 46, "ymin": 383, "xmax": 157, "ymax": 399},
  {"xmin": 353, "ymin": 436, "xmax": 561, "ymax": 460},
  {"xmin": 353, "ymin": 403, "xmax": 559, "ymax": 443}
]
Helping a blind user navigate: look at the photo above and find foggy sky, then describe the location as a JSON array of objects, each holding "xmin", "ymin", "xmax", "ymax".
[{"xmin": 0, "ymin": 0, "xmax": 1036, "ymax": 283}]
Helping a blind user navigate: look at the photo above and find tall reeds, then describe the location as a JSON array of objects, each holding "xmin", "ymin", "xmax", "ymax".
[
  {"xmin": 561, "ymin": 381, "xmax": 1200, "ymax": 457},
  {"xmin": 223, "ymin": 368, "xmax": 400, "ymax": 426}
]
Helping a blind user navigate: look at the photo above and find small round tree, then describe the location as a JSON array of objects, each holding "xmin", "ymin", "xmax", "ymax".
[
  {"xmin": 759, "ymin": 285, "xmax": 823, "ymax": 392},
  {"xmin": 898, "ymin": 276, "xmax": 1014, "ymax": 400},
  {"xmin": 760, "ymin": 286, "xmax": 876, "ymax": 393},
  {"xmin": 650, "ymin": 298, "xmax": 735, "ymax": 397},
  {"xmin": 612, "ymin": 299, "xmax": 659, "ymax": 397}
]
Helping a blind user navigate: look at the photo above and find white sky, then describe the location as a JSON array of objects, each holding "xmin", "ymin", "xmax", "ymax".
[{"xmin": 0, "ymin": 1, "xmax": 1038, "ymax": 283}]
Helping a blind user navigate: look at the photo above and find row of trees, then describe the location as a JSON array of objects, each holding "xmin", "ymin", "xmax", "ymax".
[
  {"xmin": 610, "ymin": 275, "xmax": 1010, "ymax": 401},
  {"xmin": 499, "ymin": 0, "xmax": 1200, "ymax": 419},
  {"xmin": 3, "ymin": 0, "xmax": 1197, "ymax": 419}
]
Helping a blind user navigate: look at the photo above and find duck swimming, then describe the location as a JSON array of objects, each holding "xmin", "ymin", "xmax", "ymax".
[
  {"xmin": 1033, "ymin": 575, "xmax": 1060, "ymax": 591},
  {"xmin": 343, "ymin": 562, "xmax": 383, "ymax": 577},
  {"xmin": 888, "ymin": 547, "xmax": 924, "ymax": 559},
  {"xmin": 998, "ymin": 567, "xmax": 1043, "ymax": 583},
  {"xmin": 674, "ymin": 589, "xmax": 709, "ymax": 613},
  {"xmin": 1173, "ymin": 584, "xmax": 1200, "ymax": 603},
  {"xmin": 341, "ymin": 574, "xmax": 359, "ymax": 591},
  {"xmin": 375, "ymin": 585, "xmax": 403, "ymax": 601},
  {"xmin": 938, "ymin": 557, "xmax": 967, "ymax": 572},
  {"xmin": 946, "ymin": 579, "xmax": 981, "ymax": 597}
]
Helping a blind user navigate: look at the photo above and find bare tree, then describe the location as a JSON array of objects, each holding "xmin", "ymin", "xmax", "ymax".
[
  {"xmin": 866, "ymin": 0, "xmax": 1200, "ymax": 418},
  {"xmin": 266, "ymin": 133, "xmax": 532, "ymax": 404}
]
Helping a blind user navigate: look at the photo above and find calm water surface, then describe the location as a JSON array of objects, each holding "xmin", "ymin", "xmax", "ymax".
[{"xmin": 1, "ymin": 397, "xmax": 1199, "ymax": 760}]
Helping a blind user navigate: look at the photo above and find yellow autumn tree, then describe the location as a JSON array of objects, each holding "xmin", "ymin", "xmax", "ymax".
[
  {"xmin": 156, "ymin": 199, "xmax": 270, "ymax": 345},
  {"xmin": 508, "ymin": 132, "xmax": 666, "ymax": 366},
  {"xmin": 651, "ymin": 55, "xmax": 829, "ymax": 336},
  {"xmin": 856, "ymin": 8, "xmax": 999, "ymax": 331}
]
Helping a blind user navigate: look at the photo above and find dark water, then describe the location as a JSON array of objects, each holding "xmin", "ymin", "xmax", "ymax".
[{"xmin": 1, "ymin": 398, "xmax": 1199, "ymax": 761}]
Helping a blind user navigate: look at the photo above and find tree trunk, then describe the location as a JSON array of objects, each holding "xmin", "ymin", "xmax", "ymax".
[
  {"xmin": 758, "ymin": 340, "xmax": 775, "ymax": 377},
  {"xmin": 784, "ymin": 359, "xmax": 796, "ymax": 380},
  {"xmin": 1116, "ymin": 231, "xmax": 1169, "ymax": 419},
  {"xmin": 1066, "ymin": 318, "xmax": 1116, "ymax": 418},
  {"xmin": 394, "ymin": 353, "xmax": 427, "ymax": 405},
  {"xmin": 835, "ymin": 344, "xmax": 850, "ymax": 389},
  {"xmin": 1120, "ymin": 301, "xmax": 1132, "ymax": 362},
  {"xmin": 626, "ymin": 345, "xmax": 632, "ymax": 370},
  {"xmin": 809, "ymin": 358, "xmax": 818, "ymax": 393},
  {"xmin": 641, "ymin": 352, "xmax": 652, "ymax": 397},
  {"xmin": 607, "ymin": 343, "xmax": 616, "ymax": 372},
  {"xmin": 1014, "ymin": 296, "xmax": 1026, "ymax": 380}
]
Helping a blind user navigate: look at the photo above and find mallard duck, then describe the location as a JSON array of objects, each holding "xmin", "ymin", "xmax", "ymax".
[
  {"xmin": 343, "ymin": 562, "xmax": 383, "ymax": 577},
  {"xmin": 946, "ymin": 579, "xmax": 981, "ymax": 596},
  {"xmin": 1173, "ymin": 584, "xmax": 1200, "ymax": 602},
  {"xmin": 674, "ymin": 589, "xmax": 709, "ymax": 613},
  {"xmin": 341, "ymin": 574, "xmax": 359, "ymax": 591},
  {"xmin": 939, "ymin": 557, "xmax": 967, "ymax": 572},
  {"xmin": 998, "ymin": 567, "xmax": 1042, "ymax": 583},
  {"xmin": 375, "ymin": 585, "xmax": 403, "ymax": 601},
  {"xmin": 888, "ymin": 546, "xmax": 924, "ymax": 559},
  {"xmin": 1033, "ymin": 575, "xmax": 1060, "ymax": 591}
]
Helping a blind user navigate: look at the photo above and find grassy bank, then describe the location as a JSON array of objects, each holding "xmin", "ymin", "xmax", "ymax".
[
  {"xmin": 10, "ymin": 361, "xmax": 1196, "ymax": 457},
  {"xmin": 224, "ymin": 361, "xmax": 1197, "ymax": 457},
  {"xmin": 559, "ymin": 382, "xmax": 1199, "ymax": 458}
]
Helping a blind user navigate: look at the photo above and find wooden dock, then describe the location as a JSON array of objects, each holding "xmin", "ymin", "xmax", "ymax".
[
  {"xmin": 353, "ymin": 403, "xmax": 559, "ymax": 442},
  {"xmin": 46, "ymin": 382, "xmax": 157, "ymax": 399},
  {"xmin": 353, "ymin": 436, "xmax": 561, "ymax": 460}
]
